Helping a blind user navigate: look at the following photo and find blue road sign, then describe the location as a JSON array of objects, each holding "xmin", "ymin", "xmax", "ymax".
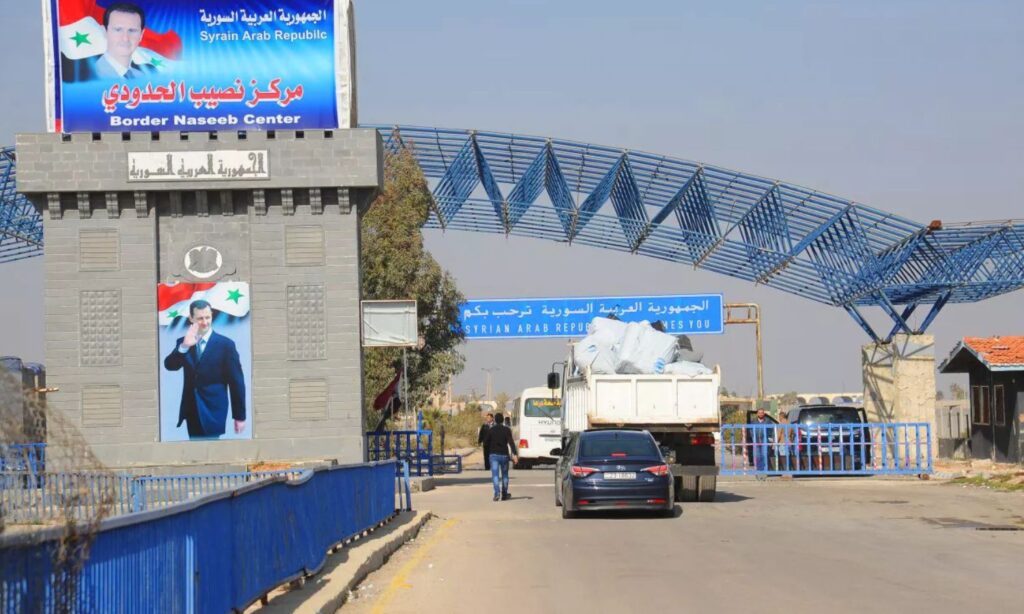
[{"xmin": 457, "ymin": 294, "xmax": 723, "ymax": 339}]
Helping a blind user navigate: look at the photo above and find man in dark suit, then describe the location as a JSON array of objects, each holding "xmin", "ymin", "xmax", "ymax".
[
  {"xmin": 477, "ymin": 412, "xmax": 494, "ymax": 470},
  {"xmin": 63, "ymin": 3, "xmax": 156, "ymax": 82},
  {"xmin": 164, "ymin": 300, "xmax": 247, "ymax": 439}
]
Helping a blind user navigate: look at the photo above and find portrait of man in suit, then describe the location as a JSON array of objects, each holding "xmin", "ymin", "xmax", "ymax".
[
  {"xmin": 163, "ymin": 299, "xmax": 247, "ymax": 439},
  {"xmin": 62, "ymin": 2, "xmax": 156, "ymax": 82}
]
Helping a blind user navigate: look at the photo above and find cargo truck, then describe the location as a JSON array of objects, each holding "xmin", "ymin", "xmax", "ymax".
[{"xmin": 550, "ymin": 363, "xmax": 721, "ymax": 502}]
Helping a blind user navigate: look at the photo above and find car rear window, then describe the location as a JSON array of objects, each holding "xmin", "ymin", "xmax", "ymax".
[
  {"xmin": 797, "ymin": 409, "xmax": 861, "ymax": 424},
  {"xmin": 580, "ymin": 434, "xmax": 659, "ymax": 458}
]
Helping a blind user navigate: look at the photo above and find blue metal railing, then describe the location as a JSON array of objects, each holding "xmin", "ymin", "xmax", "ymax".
[
  {"xmin": 0, "ymin": 460, "xmax": 399, "ymax": 613},
  {"xmin": 2, "ymin": 469, "xmax": 310, "ymax": 523},
  {"xmin": 431, "ymin": 454, "xmax": 463, "ymax": 474},
  {"xmin": 0, "ymin": 443, "xmax": 45, "ymax": 474},
  {"xmin": 1, "ymin": 471, "xmax": 134, "ymax": 522},
  {"xmin": 719, "ymin": 423, "xmax": 932, "ymax": 476},
  {"xmin": 129, "ymin": 469, "xmax": 306, "ymax": 512},
  {"xmin": 366, "ymin": 430, "xmax": 434, "ymax": 476}
]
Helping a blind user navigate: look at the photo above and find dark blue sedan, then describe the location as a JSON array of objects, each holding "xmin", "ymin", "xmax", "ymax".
[{"xmin": 555, "ymin": 429, "xmax": 674, "ymax": 519}]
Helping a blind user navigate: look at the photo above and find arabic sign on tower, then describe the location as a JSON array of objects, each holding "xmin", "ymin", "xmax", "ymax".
[
  {"xmin": 42, "ymin": 0, "xmax": 357, "ymax": 133},
  {"xmin": 457, "ymin": 294, "xmax": 724, "ymax": 339}
]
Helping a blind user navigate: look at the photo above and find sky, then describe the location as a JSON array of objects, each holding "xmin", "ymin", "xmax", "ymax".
[{"xmin": 1, "ymin": 0, "xmax": 1022, "ymax": 400}]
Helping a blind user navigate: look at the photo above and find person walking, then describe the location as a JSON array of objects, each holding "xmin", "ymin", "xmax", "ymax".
[
  {"xmin": 477, "ymin": 412, "xmax": 494, "ymax": 470},
  {"xmin": 750, "ymin": 407, "xmax": 774, "ymax": 472},
  {"xmin": 482, "ymin": 413, "xmax": 518, "ymax": 501}
]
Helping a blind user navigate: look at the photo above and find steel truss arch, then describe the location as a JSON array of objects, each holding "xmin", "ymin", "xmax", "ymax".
[
  {"xmin": 372, "ymin": 125, "xmax": 1024, "ymax": 341},
  {"xmin": 3, "ymin": 127, "xmax": 1023, "ymax": 340},
  {"xmin": 0, "ymin": 147, "xmax": 43, "ymax": 263}
]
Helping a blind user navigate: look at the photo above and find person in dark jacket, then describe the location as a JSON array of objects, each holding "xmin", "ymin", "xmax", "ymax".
[
  {"xmin": 482, "ymin": 413, "xmax": 518, "ymax": 501},
  {"xmin": 477, "ymin": 413, "xmax": 494, "ymax": 470}
]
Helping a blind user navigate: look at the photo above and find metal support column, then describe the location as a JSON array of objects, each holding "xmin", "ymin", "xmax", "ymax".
[{"xmin": 724, "ymin": 303, "xmax": 764, "ymax": 400}]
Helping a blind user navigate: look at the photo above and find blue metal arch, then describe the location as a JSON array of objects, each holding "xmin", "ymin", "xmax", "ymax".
[
  {"xmin": 0, "ymin": 147, "xmax": 43, "ymax": 263},
  {"xmin": 2, "ymin": 127, "xmax": 1023, "ymax": 340},
  {"xmin": 372, "ymin": 125, "xmax": 1024, "ymax": 340}
]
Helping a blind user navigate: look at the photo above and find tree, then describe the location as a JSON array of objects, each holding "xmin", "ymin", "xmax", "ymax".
[
  {"xmin": 949, "ymin": 383, "xmax": 965, "ymax": 400},
  {"xmin": 495, "ymin": 391, "xmax": 510, "ymax": 412},
  {"xmin": 361, "ymin": 148, "xmax": 466, "ymax": 428},
  {"xmin": 779, "ymin": 391, "xmax": 800, "ymax": 408}
]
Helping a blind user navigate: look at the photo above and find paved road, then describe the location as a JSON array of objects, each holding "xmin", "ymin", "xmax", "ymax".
[{"xmin": 344, "ymin": 461, "xmax": 1023, "ymax": 614}]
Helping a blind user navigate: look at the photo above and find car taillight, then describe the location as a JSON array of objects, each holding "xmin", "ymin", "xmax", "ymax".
[
  {"xmin": 611, "ymin": 452, "xmax": 627, "ymax": 457},
  {"xmin": 570, "ymin": 465, "xmax": 598, "ymax": 478},
  {"xmin": 641, "ymin": 464, "xmax": 670, "ymax": 477},
  {"xmin": 689, "ymin": 433, "xmax": 714, "ymax": 446},
  {"xmin": 646, "ymin": 498, "xmax": 667, "ymax": 504},
  {"xmin": 519, "ymin": 439, "xmax": 528, "ymax": 449}
]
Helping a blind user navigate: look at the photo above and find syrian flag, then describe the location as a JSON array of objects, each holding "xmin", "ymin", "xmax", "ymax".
[
  {"xmin": 371, "ymin": 368, "xmax": 404, "ymax": 431},
  {"xmin": 57, "ymin": 0, "xmax": 182, "ymax": 66},
  {"xmin": 158, "ymin": 282, "xmax": 251, "ymax": 327}
]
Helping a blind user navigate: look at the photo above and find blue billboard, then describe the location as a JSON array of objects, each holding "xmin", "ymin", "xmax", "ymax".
[
  {"xmin": 45, "ymin": 0, "xmax": 355, "ymax": 132},
  {"xmin": 457, "ymin": 294, "xmax": 724, "ymax": 339}
]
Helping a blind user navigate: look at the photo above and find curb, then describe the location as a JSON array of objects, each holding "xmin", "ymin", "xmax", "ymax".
[{"xmin": 250, "ymin": 510, "xmax": 433, "ymax": 614}]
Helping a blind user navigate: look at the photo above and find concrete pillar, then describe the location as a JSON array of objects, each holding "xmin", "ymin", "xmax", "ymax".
[{"xmin": 862, "ymin": 334, "xmax": 936, "ymax": 458}]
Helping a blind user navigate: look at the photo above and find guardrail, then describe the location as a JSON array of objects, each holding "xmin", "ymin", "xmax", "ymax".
[
  {"xmin": 0, "ymin": 460, "xmax": 399, "ymax": 613},
  {"xmin": 719, "ymin": 423, "xmax": 932, "ymax": 476},
  {"xmin": 366, "ymin": 430, "xmax": 435, "ymax": 476},
  {"xmin": 2, "ymin": 469, "xmax": 316, "ymax": 524},
  {"xmin": 129, "ymin": 469, "xmax": 307, "ymax": 512},
  {"xmin": 1, "ymin": 471, "xmax": 134, "ymax": 523}
]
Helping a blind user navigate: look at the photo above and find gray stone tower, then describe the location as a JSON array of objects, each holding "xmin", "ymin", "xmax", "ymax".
[{"xmin": 15, "ymin": 129, "xmax": 381, "ymax": 470}]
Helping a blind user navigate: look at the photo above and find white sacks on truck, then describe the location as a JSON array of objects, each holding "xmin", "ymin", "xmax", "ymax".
[{"xmin": 571, "ymin": 317, "xmax": 712, "ymax": 376}]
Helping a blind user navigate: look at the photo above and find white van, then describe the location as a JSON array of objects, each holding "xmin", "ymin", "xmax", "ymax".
[{"xmin": 511, "ymin": 386, "xmax": 562, "ymax": 469}]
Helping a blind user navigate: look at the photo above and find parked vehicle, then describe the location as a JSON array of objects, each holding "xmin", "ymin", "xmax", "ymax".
[
  {"xmin": 747, "ymin": 405, "xmax": 873, "ymax": 471},
  {"xmin": 511, "ymin": 386, "xmax": 562, "ymax": 469},
  {"xmin": 554, "ymin": 429, "xmax": 674, "ymax": 518},
  {"xmin": 554, "ymin": 361, "xmax": 720, "ymax": 502}
]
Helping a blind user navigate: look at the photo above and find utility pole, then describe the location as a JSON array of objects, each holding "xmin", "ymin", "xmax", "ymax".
[{"xmin": 481, "ymin": 367, "xmax": 500, "ymax": 402}]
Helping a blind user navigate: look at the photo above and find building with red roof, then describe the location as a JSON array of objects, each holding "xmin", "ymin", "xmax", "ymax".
[{"xmin": 939, "ymin": 337, "xmax": 1023, "ymax": 463}]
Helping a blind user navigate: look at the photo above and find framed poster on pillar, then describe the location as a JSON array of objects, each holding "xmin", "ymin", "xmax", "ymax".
[{"xmin": 158, "ymin": 281, "xmax": 253, "ymax": 442}]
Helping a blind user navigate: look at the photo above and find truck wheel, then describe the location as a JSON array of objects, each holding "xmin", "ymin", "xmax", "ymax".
[
  {"xmin": 680, "ymin": 475, "xmax": 699, "ymax": 502},
  {"xmin": 698, "ymin": 475, "xmax": 717, "ymax": 502}
]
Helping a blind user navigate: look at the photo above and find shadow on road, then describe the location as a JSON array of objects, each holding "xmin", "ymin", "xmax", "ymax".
[
  {"xmin": 571, "ymin": 505, "xmax": 683, "ymax": 520},
  {"xmin": 712, "ymin": 491, "xmax": 752, "ymax": 503},
  {"xmin": 431, "ymin": 475, "xmax": 495, "ymax": 486}
]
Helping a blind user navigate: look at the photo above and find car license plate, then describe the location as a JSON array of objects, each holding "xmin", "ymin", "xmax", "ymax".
[{"xmin": 604, "ymin": 472, "xmax": 636, "ymax": 480}]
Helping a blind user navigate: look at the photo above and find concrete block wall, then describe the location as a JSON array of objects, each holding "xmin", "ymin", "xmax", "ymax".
[
  {"xmin": 16, "ymin": 129, "xmax": 382, "ymax": 471},
  {"xmin": 863, "ymin": 334, "xmax": 937, "ymax": 457}
]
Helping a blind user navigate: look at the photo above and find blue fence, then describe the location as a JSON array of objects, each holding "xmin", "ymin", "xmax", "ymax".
[
  {"xmin": 720, "ymin": 423, "xmax": 932, "ymax": 476},
  {"xmin": 0, "ymin": 460, "xmax": 399, "ymax": 613},
  {"xmin": 0, "ymin": 444, "xmax": 45, "ymax": 474},
  {"xmin": 367, "ymin": 430, "xmax": 435, "ymax": 476},
  {"xmin": 0, "ymin": 469, "xmax": 314, "ymax": 523},
  {"xmin": 431, "ymin": 454, "xmax": 463, "ymax": 475},
  {"xmin": 1, "ymin": 471, "xmax": 134, "ymax": 522}
]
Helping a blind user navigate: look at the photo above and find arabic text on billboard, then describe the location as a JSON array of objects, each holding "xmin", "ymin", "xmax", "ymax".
[
  {"xmin": 458, "ymin": 294, "xmax": 724, "ymax": 339},
  {"xmin": 44, "ymin": 0, "xmax": 356, "ymax": 132}
]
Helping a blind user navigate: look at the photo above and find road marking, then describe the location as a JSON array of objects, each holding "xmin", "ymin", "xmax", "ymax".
[{"xmin": 369, "ymin": 518, "xmax": 458, "ymax": 614}]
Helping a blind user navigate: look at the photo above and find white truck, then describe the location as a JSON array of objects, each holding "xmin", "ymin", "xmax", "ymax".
[{"xmin": 554, "ymin": 364, "xmax": 722, "ymax": 502}]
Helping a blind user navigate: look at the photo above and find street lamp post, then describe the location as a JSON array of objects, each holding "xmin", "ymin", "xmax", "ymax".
[{"xmin": 481, "ymin": 367, "xmax": 500, "ymax": 403}]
